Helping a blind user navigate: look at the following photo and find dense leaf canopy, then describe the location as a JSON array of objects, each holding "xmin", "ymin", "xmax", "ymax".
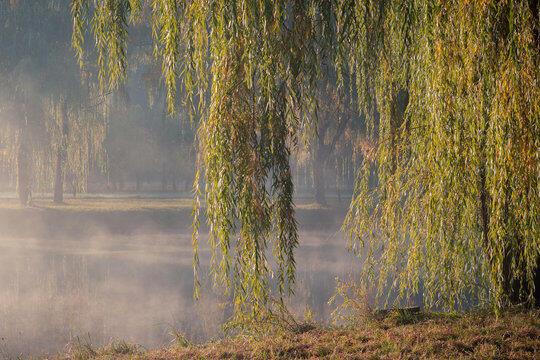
[{"xmin": 72, "ymin": 0, "xmax": 539, "ymax": 317}]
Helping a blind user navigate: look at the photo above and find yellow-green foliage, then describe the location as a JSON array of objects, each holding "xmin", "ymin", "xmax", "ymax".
[
  {"xmin": 341, "ymin": 0, "xmax": 540, "ymax": 310},
  {"xmin": 73, "ymin": 0, "xmax": 312, "ymax": 324},
  {"xmin": 73, "ymin": 0, "xmax": 539, "ymax": 316}
]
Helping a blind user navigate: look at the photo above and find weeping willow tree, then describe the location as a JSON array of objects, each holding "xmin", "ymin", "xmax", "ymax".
[
  {"xmin": 44, "ymin": 95, "xmax": 108, "ymax": 197},
  {"xmin": 72, "ymin": 0, "xmax": 539, "ymax": 317},
  {"xmin": 340, "ymin": 0, "xmax": 540, "ymax": 309},
  {"xmin": 0, "ymin": 0, "xmax": 107, "ymax": 203},
  {"xmin": 72, "ymin": 0, "xmax": 337, "ymax": 324},
  {"xmin": 0, "ymin": 90, "xmax": 107, "ymax": 201}
]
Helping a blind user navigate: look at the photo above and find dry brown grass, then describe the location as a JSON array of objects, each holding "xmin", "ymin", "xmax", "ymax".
[
  {"xmin": 155, "ymin": 310, "xmax": 539, "ymax": 359},
  {"xmin": 67, "ymin": 310, "xmax": 539, "ymax": 360}
]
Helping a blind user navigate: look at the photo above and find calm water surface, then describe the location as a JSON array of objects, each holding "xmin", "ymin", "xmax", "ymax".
[{"xmin": 0, "ymin": 229, "xmax": 356, "ymax": 357}]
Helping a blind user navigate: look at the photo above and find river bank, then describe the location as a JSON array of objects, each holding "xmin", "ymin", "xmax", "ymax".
[{"xmin": 59, "ymin": 309, "xmax": 539, "ymax": 359}]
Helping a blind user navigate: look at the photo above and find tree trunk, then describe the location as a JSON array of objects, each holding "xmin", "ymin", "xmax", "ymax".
[
  {"xmin": 17, "ymin": 122, "xmax": 31, "ymax": 206},
  {"xmin": 53, "ymin": 149, "xmax": 64, "ymax": 203},
  {"xmin": 500, "ymin": 181, "xmax": 535, "ymax": 307},
  {"xmin": 535, "ymin": 260, "xmax": 540, "ymax": 307},
  {"xmin": 479, "ymin": 121, "xmax": 538, "ymax": 307},
  {"xmin": 313, "ymin": 133, "xmax": 328, "ymax": 206},
  {"xmin": 72, "ymin": 176, "xmax": 77, "ymax": 198},
  {"xmin": 313, "ymin": 161, "xmax": 327, "ymax": 206},
  {"xmin": 161, "ymin": 163, "xmax": 167, "ymax": 192},
  {"xmin": 86, "ymin": 134, "xmax": 92, "ymax": 192},
  {"xmin": 53, "ymin": 101, "xmax": 68, "ymax": 204},
  {"xmin": 136, "ymin": 175, "xmax": 141, "ymax": 192},
  {"xmin": 337, "ymin": 171, "xmax": 342, "ymax": 204},
  {"xmin": 118, "ymin": 177, "xmax": 125, "ymax": 191}
]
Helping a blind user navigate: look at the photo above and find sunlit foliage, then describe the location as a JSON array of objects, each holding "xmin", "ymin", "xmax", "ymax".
[
  {"xmin": 341, "ymin": 0, "xmax": 540, "ymax": 310},
  {"xmin": 73, "ymin": 0, "xmax": 539, "ymax": 316}
]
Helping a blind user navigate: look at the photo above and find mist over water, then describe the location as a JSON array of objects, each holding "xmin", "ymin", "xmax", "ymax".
[
  {"xmin": 0, "ymin": 3, "xmax": 361, "ymax": 356},
  {"xmin": 0, "ymin": 224, "xmax": 356, "ymax": 358}
]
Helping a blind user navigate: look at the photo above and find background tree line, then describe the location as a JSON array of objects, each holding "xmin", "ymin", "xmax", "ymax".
[
  {"xmin": 0, "ymin": 1, "xmax": 197, "ymax": 201},
  {"xmin": 0, "ymin": 0, "xmax": 352, "ymax": 205}
]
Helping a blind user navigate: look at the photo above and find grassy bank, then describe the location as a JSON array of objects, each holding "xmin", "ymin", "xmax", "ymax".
[
  {"xmin": 59, "ymin": 310, "xmax": 539, "ymax": 359},
  {"xmin": 0, "ymin": 197, "xmax": 347, "ymax": 238},
  {"xmin": 0, "ymin": 197, "xmax": 195, "ymax": 212}
]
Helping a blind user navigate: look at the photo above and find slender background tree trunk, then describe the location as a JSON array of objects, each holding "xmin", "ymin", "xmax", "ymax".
[
  {"xmin": 17, "ymin": 102, "xmax": 32, "ymax": 206},
  {"xmin": 54, "ymin": 101, "xmax": 68, "ymax": 203},
  {"xmin": 313, "ymin": 160, "xmax": 326, "ymax": 206},
  {"xmin": 17, "ymin": 123, "xmax": 31, "ymax": 206},
  {"xmin": 53, "ymin": 149, "xmax": 64, "ymax": 203},
  {"xmin": 313, "ymin": 131, "xmax": 328, "ymax": 206}
]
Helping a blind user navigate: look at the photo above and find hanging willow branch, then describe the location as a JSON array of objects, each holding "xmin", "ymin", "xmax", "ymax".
[
  {"xmin": 72, "ymin": 0, "xmax": 337, "ymax": 323},
  {"xmin": 72, "ymin": 0, "xmax": 539, "ymax": 316},
  {"xmin": 340, "ymin": 0, "xmax": 540, "ymax": 310}
]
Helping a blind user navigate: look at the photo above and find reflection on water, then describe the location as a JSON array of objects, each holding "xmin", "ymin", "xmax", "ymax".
[{"xmin": 0, "ymin": 229, "xmax": 356, "ymax": 357}]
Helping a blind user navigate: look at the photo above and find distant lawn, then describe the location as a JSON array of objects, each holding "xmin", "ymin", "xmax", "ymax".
[
  {"xmin": 0, "ymin": 196, "xmax": 348, "ymax": 212},
  {"xmin": 0, "ymin": 197, "xmax": 195, "ymax": 212},
  {"xmin": 0, "ymin": 196, "xmax": 347, "ymax": 237}
]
